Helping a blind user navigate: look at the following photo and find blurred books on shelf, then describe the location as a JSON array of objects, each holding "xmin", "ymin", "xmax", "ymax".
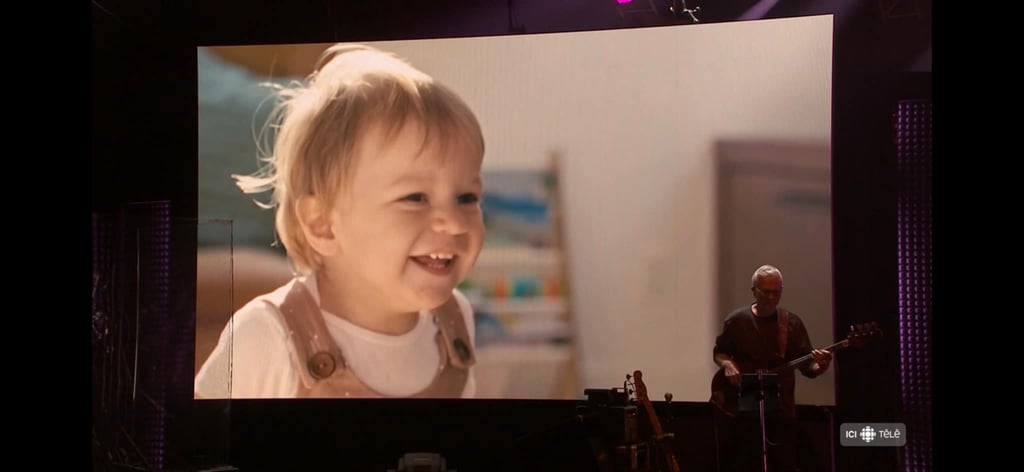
[
  {"xmin": 480, "ymin": 169, "xmax": 557, "ymax": 248},
  {"xmin": 462, "ymin": 244, "xmax": 569, "ymax": 346}
]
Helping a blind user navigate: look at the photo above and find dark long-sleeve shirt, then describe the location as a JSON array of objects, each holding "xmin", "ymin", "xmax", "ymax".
[{"xmin": 713, "ymin": 305, "xmax": 822, "ymax": 419}]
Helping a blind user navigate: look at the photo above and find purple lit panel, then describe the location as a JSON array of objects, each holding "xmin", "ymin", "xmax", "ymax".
[
  {"xmin": 92, "ymin": 201, "xmax": 174, "ymax": 471},
  {"xmin": 134, "ymin": 201, "xmax": 172, "ymax": 471},
  {"xmin": 895, "ymin": 100, "xmax": 931, "ymax": 472}
]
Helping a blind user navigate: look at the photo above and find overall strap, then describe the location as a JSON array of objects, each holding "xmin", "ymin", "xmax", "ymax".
[
  {"xmin": 432, "ymin": 295, "xmax": 476, "ymax": 368},
  {"xmin": 275, "ymin": 280, "xmax": 346, "ymax": 389}
]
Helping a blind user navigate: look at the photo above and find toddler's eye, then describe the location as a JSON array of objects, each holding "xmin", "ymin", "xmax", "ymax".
[
  {"xmin": 458, "ymin": 193, "xmax": 480, "ymax": 204},
  {"xmin": 402, "ymin": 193, "xmax": 427, "ymax": 203}
]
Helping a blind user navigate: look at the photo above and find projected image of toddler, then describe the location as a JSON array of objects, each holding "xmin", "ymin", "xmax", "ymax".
[{"xmin": 195, "ymin": 44, "xmax": 484, "ymax": 398}]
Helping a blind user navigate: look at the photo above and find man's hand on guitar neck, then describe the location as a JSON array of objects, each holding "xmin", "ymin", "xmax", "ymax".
[{"xmin": 809, "ymin": 349, "xmax": 833, "ymax": 375}]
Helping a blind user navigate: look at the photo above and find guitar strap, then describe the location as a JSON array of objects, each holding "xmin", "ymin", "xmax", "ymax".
[
  {"xmin": 777, "ymin": 308, "xmax": 789, "ymax": 359},
  {"xmin": 749, "ymin": 307, "xmax": 790, "ymax": 359}
]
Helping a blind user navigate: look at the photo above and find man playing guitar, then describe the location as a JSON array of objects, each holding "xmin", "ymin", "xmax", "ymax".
[{"xmin": 710, "ymin": 264, "xmax": 832, "ymax": 472}]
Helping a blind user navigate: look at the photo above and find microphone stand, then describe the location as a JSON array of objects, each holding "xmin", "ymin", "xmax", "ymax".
[
  {"xmin": 757, "ymin": 371, "xmax": 769, "ymax": 472},
  {"xmin": 739, "ymin": 371, "xmax": 777, "ymax": 472}
]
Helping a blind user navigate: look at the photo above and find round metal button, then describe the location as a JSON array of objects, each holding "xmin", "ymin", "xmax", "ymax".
[{"xmin": 308, "ymin": 351, "xmax": 336, "ymax": 379}]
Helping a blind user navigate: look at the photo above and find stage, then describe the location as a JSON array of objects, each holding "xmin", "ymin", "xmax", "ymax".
[{"xmin": 174, "ymin": 399, "xmax": 838, "ymax": 472}]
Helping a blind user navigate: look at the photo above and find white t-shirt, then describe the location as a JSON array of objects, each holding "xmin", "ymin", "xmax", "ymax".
[{"xmin": 195, "ymin": 274, "xmax": 476, "ymax": 398}]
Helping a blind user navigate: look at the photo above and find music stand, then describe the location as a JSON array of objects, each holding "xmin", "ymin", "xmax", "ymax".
[
  {"xmin": 738, "ymin": 373, "xmax": 779, "ymax": 472},
  {"xmin": 738, "ymin": 373, "xmax": 779, "ymax": 414}
]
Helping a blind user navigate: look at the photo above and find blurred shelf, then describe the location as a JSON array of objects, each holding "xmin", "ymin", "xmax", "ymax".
[
  {"xmin": 477, "ymin": 296, "xmax": 567, "ymax": 316},
  {"xmin": 476, "ymin": 342, "xmax": 573, "ymax": 362},
  {"xmin": 473, "ymin": 245, "xmax": 562, "ymax": 269},
  {"xmin": 469, "ymin": 166, "xmax": 579, "ymax": 399}
]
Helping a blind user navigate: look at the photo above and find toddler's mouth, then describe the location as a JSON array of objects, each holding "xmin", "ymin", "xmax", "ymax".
[{"xmin": 410, "ymin": 253, "xmax": 457, "ymax": 273}]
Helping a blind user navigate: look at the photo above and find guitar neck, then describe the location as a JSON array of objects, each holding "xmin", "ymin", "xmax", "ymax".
[
  {"xmin": 769, "ymin": 339, "xmax": 846, "ymax": 374},
  {"xmin": 636, "ymin": 392, "xmax": 667, "ymax": 437}
]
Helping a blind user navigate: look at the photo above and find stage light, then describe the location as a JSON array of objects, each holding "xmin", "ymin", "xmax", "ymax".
[
  {"xmin": 670, "ymin": 1, "xmax": 701, "ymax": 22},
  {"xmin": 614, "ymin": 0, "xmax": 700, "ymax": 23}
]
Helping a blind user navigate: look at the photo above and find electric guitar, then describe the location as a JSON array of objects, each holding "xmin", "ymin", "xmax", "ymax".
[
  {"xmin": 709, "ymin": 321, "xmax": 882, "ymax": 417},
  {"xmin": 632, "ymin": 370, "xmax": 681, "ymax": 472}
]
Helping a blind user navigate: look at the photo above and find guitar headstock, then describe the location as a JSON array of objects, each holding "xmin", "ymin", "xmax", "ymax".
[
  {"xmin": 844, "ymin": 321, "xmax": 883, "ymax": 348},
  {"xmin": 628, "ymin": 369, "xmax": 681, "ymax": 471}
]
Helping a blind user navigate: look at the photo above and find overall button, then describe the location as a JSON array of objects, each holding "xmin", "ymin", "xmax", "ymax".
[{"xmin": 308, "ymin": 351, "xmax": 336, "ymax": 379}]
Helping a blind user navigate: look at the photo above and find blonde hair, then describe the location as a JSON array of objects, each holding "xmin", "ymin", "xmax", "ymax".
[{"xmin": 233, "ymin": 44, "xmax": 485, "ymax": 274}]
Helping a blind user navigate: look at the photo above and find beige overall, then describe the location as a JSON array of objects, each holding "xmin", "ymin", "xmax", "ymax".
[{"xmin": 273, "ymin": 281, "xmax": 476, "ymax": 397}]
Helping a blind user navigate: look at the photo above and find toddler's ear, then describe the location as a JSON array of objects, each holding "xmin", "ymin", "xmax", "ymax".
[{"xmin": 296, "ymin": 196, "xmax": 338, "ymax": 257}]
